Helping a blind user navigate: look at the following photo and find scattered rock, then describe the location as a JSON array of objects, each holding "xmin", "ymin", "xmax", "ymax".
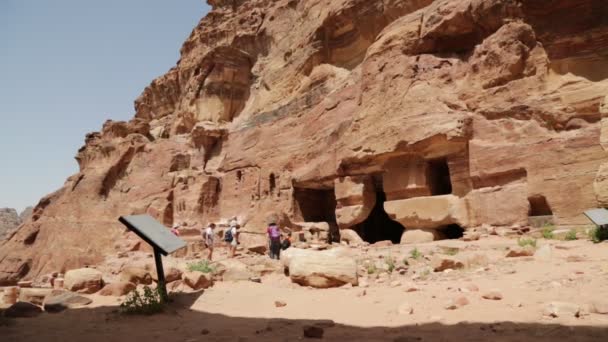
[
  {"xmin": 217, "ymin": 259, "xmax": 254, "ymax": 281},
  {"xmin": 4, "ymin": 302, "xmax": 42, "ymax": 318},
  {"xmin": 275, "ymin": 301, "xmax": 287, "ymax": 308},
  {"xmin": 43, "ymin": 290, "xmax": 93, "ymax": 313},
  {"xmin": 431, "ymin": 256, "xmax": 464, "ymax": 272},
  {"xmin": 398, "ymin": 302, "xmax": 414, "ymax": 315},
  {"xmin": 505, "ymin": 246, "xmax": 534, "ymax": 258},
  {"xmin": 120, "ymin": 267, "xmax": 152, "ymax": 285},
  {"xmin": 404, "ymin": 285, "xmax": 420, "ymax": 292},
  {"xmin": 182, "ymin": 271, "xmax": 214, "ymax": 290},
  {"xmin": 372, "ymin": 240, "xmax": 393, "ymax": 247},
  {"xmin": 357, "ymin": 290, "xmax": 367, "ymax": 297},
  {"xmin": 99, "ymin": 282, "xmax": 136, "ymax": 296},
  {"xmin": 17, "ymin": 280, "xmax": 33, "ymax": 288},
  {"xmin": 462, "ymin": 284, "xmax": 479, "ymax": 292},
  {"xmin": 463, "ymin": 232, "xmax": 481, "ymax": 241},
  {"xmin": 64, "ymin": 268, "xmax": 104, "ymax": 294},
  {"xmin": 390, "ymin": 280, "xmax": 401, "ymax": 287},
  {"xmin": 543, "ymin": 302, "xmax": 581, "ymax": 318},
  {"xmin": 303, "ymin": 325, "xmax": 324, "ymax": 339},
  {"xmin": 482, "ymin": 290, "xmax": 503, "ymax": 300},
  {"xmin": 566, "ymin": 255, "xmax": 586, "ymax": 262},
  {"xmin": 18, "ymin": 288, "xmax": 52, "ymax": 306}
]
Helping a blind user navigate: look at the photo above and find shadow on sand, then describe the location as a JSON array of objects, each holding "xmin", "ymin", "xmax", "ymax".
[{"xmin": 1, "ymin": 291, "xmax": 607, "ymax": 342}]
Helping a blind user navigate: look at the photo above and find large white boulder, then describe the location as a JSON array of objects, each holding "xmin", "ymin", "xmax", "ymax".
[
  {"xmin": 286, "ymin": 248, "xmax": 358, "ymax": 288},
  {"xmin": 64, "ymin": 268, "xmax": 104, "ymax": 294}
]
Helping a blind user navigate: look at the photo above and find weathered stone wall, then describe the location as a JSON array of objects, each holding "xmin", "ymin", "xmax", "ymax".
[{"xmin": 1, "ymin": 0, "xmax": 607, "ymax": 284}]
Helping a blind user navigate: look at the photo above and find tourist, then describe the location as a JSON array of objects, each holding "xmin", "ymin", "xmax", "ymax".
[
  {"xmin": 171, "ymin": 223, "xmax": 180, "ymax": 236},
  {"xmin": 267, "ymin": 221, "xmax": 281, "ymax": 259},
  {"xmin": 281, "ymin": 231, "xmax": 292, "ymax": 250},
  {"xmin": 203, "ymin": 223, "xmax": 216, "ymax": 261},
  {"xmin": 227, "ymin": 220, "xmax": 239, "ymax": 258}
]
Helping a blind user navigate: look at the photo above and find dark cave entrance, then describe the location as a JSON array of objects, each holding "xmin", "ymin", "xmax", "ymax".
[
  {"xmin": 528, "ymin": 195, "xmax": 553, "ymax": 216},
  {"xmin": 428, "ymin": 158, "xmax": 452, "ymax": 195},
  {"xmin": 355, "ymin": 191, "xmax": 405, "ymax": 244},
  {"xmin": 293, "ymin": 187, "xmax": 337, "ymax": 223},
  {"xmin": 443, "ymin": 224, "xmax": 465, "ymax": 239}
]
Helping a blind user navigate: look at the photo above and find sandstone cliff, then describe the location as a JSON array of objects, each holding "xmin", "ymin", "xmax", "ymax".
[
  {"xmin": 0, "ymin": 207, "xmax": 31, "ymax": 242},
  {"xmin": 1, "ymin": 0, "xmax": 607, "ymax": 284}
]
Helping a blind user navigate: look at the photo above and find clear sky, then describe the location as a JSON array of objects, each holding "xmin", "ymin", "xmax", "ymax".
[{"xmin": 0, "ymin": 0, "xmax": 210, "ymax": 212}]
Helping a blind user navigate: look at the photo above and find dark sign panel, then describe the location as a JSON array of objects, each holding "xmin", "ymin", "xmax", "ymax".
[
  {"xmin": 584, "ymin": 208, "xmax": 608, "ymax": 227},
  {"xmin": 119, "ymin": 215, "xmax": 186, "ymax": 255}
]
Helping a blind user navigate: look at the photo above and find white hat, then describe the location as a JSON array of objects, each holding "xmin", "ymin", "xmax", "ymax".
[{"xmin": 172, "ymin": 223, "xmax": 180, "ymax": 229}]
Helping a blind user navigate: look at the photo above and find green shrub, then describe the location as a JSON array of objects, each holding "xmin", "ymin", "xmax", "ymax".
[
  {"xmin": 410, "ymin": 248, "xmax": 422, "ymax": 260},
  {"xmin": 187, "ymin": 260, "xmax": 215, "ymax": 274},
  {"xmin": 589, "ymin": 227, "xmax": 608, "ymax": 243},
  {"xmin": 120, "ymin": 286, "xmax": 165, "ymax": 315},
  {"xmin": 564, "ymin": 229, "xmax": 578, "ymax": 241},
  {"xmin": 444, "ymin": 247, "xmax": 459, "ymax": 256},
  {"xmin": 541, "ymin": 224, "xmax": 554, "ymax": 239},
  {"xmin": 402, "ymin": 258, "xmax": 409, "ymax": 266},
  {"xmin": 385, "ymin": 256, "xmax": 396, "ymax": 274},
  {"xmin": 517, "ymin": 238, "xmax": 537, "ymax": 248},
  {"xmin": 366, "ymin": 263, "xmax": 377, "ymax": 275}
]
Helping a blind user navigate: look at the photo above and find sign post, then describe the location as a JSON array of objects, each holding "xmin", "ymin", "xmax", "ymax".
[{"xmin": 118, "ymin": 215, "xmax": 186, "ymax": 302}]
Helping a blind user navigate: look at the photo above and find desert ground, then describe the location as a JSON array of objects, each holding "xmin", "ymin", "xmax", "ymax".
[{"xmin": 2, "ymin": 234, "xmax": 608, "ymax": 341}]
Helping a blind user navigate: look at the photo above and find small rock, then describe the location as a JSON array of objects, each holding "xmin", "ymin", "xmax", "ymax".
[
  {"xmin": 357, "ymin": 290, "xmax": 367, "ymax": 297},
  {"xmin": 5, "ymin": 302, "xmax": 42, "ymax": 318},
  {"xmin": 463, "ymin": 232, "xmax": 481, "ymax": 241},
  {"xmin": 482, "ymin": 290, "xmax": 503, "ymax": 300},
  {"xmin": 431, "ymin": 256, "xmax": 464, "ymax": 272},
  {"xmin": 390, "ymin": 280, "xmax": 401, "ymax": 287},
  {"xmin": 566, "ymin": 255, "xmax": 586, "ymax": 262},
  {"xmin": 462, "ymin": 284, "xmax": 479, "ymax": 292},
  {"xmin": 543, "ymin": 302, "xmax": 581, "ymax": 318},
  {"xmin": 372, "ymin": 240, "xmax": 393, "ymax": 247},
  {"xmin": 398, "ymin": 302, "xmax": 414, "ymax": 315},
  {"xmin": 99, "ymin": 282, "xmax": 136, "ymax": 296},
  {"xmin": 275, "ymin": 301, "xmax": 287, "ymax": 308},
  {"xmin": 18, "ymin": 288, "xmax": 52, "ymax": 306},
  {"xmin": 445, "ymin": 296, "xmax": 469, "ymax": 310},
  {"xmin": 505, "ymin": 246, "xmax": 534, "ymax": 258},
  {"xmin": 201, "ymin": 329, "xmax": 210, "ymax": 335},
  {"xmin": 303, "ymin": 325, "xmax": 324, "ymax": 339},
  {"xmin": 248, "ymin": 244, "xmax": 268, "ymax": 255},
  {"xmin": 249, "ymin": 277, "xmax": 262, "ymax": 283}
]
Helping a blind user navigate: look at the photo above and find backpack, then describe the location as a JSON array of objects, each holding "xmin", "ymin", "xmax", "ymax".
[{"xmin": 224, "ymin": 228, "xmax": 234, "ymax": 242}]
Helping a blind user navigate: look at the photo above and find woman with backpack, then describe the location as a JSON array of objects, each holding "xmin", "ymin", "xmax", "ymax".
[{"xmin": 267, "ymin": 221, "xmax": 281, "ymax": 260}]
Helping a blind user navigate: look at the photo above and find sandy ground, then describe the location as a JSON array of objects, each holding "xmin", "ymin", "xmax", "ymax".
[{"xmin": 2, "ymin": 236, "xmax": 608, "ymax": 341}]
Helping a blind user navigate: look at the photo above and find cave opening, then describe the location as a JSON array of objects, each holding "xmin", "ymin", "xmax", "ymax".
[
  {"xmin": 528, "ymin": 195, "xmax": 553, "ymax": 216},
  {"xmin": 269, "ymin": 173, "xmax": 276, "ymax": 193},
  {"xmin": 443, "ymin": 224, "xmax": 465, "ymax": 239},
  {"xmin": 293, "ymin": 187, "xmax": 337, "ymax": 223},
  {"xmin": 428, "ymin": 158, "xmax": 452, "ymax": 195},
  {"xmin": 355, "ymin": 191, "xmax": 405, "ymax": 244}
]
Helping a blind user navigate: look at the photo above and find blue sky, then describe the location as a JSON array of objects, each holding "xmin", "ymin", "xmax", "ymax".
[{"xmin": 0, "ymin": 0, "xmax": 210, "ymax": 212}]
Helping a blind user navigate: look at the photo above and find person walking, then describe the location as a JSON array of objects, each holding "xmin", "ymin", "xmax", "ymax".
[
  {"xmin": 203, "ymin": 223, "xmax": 216, "ymax": 261},
  {"xmin": 171, "ymin": 223, "xmax": 180, "ymax": 236},
  {"xmin": 226, "ymin": 220, "xmax": 239, "ymax": 258},
  {"xmin": 267, "ymin": 221, "xmax": 281, "ymax": 260}
]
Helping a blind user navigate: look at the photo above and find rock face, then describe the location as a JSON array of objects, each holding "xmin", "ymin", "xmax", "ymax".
[
  {"xmin": 2, "ymin": 0, "xmax": 608, "ymax": 284},
  {"xmin": 0, "ymin": 208, "xmax": 21, "ymax": 241}
]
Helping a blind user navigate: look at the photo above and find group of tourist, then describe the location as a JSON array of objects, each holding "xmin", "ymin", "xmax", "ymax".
[{"xmin": 171, "ymin": 219, "xmax": 292, "ymax": 261}]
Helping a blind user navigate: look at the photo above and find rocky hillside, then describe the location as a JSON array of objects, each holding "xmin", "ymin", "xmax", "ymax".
[
  {"xmin": 0, "ymin": 207, "xmax": 32, "ymax": 242},
  {"xmin": 1, "ymin": 0, "xmax": 607, "ymax": 285}
]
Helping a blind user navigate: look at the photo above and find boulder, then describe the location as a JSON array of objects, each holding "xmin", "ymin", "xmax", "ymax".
[
  {"xmin": 4, "ymin": 302, "xmax": 42, "ymax": 318},
  {"xmin": 18, "ymin": 288, "xmax": 52, "ymax": 306},
  {"xmin": 482, "ymin": 290, "xmax": 503, "ymax": 300},
  {"xmin": 384, "ymin": 195, "xmax": 468, "ymax": 229},
  {"xmin": 248, "ymin": 244, "xmax": 268, "ymax": 255},
  {"xmin": 431, "ymin": 256, "xmax": 464, "ymax": 272},
  {"xmin": 120, "ymin": 267, "xmax": 152, "ymax": 285},
  {"xmin": 445, "ymin": 296, "xmax": 469, "ymax": 310},
  {"xmin": 289, "ymin": 250, "xmax": 358, "ymax": 288},
  {"xmin": 43, "ymin": 290, "xmax": 92, "ymax": 313},
  {"xmin": 543, "ymin": 302, "xmax": 581, "ymax": 318},
  {"xmin": 275, "ymin": 301, "xmax": 287, "ymax": 308},
  {"xmin": 589, "ymin": 301, "xmax": 608, "ymax": 315},
  {"xmin": 303, "ymin": 325, "xmax": 324, "ymax": 339},
  {"xmin": 182, "ymin": 271, "xmax": 213, "ymax": 290},
  {"xmin": 99, "ymin": 282, "xmax": 136, "ymax": 296},
  {"xmin": 64, "ymin": 268, "xmax": 104, "ymax": 294}
]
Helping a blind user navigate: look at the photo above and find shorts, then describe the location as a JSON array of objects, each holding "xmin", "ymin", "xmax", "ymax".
[{"xmin": 230, "ymin": 239, "xmax": 238, "ymax": 247}]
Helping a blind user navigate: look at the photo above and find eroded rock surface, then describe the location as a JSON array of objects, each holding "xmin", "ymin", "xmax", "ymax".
[{"xmin": 1, "ymin": 0, "xmax": 608, "ymax": 284}]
